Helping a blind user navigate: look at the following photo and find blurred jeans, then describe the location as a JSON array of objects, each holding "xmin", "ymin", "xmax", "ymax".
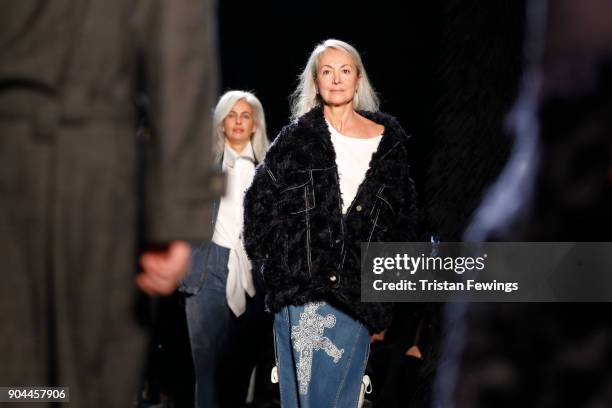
[{"xmin": 184, "ymin": 242, "xmax": 271, "ymax": 408}]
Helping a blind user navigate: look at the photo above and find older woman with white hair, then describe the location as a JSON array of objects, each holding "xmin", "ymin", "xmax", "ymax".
[
  {"xmin": 244, "ymin": 40, "xmax": 419, "ymax": 406},
  {"xmin": 180, "ymin": 90, "xmax": 271, "ymax": 408}
]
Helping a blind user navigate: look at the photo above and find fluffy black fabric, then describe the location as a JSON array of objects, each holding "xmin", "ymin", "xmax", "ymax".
[{"xmin": 244, "ymin": 106, "xmax": 419, "ymax": 333}]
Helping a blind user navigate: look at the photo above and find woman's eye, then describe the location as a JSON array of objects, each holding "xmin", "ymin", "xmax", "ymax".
[{"xmin": 343, "ymin": 69, "xmax": 351, "ymax": 74}]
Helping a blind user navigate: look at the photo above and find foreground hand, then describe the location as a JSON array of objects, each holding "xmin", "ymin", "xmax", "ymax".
[
  {"xmin": 406, "ymin": 345, "xmax": 423, "ymax": 359},
  {"xmin": 370, "ymin": 330, "xmax": 386, "ymax": 344},
  {"xmin": 137, "ymin": 240, "xmax": 191, "ymax": 296}
]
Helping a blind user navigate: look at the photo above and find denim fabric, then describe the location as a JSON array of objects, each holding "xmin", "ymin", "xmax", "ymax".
[
  {"xmin": 274, "ymin": 301, "xmax": 370, "ymax": 408},
  {"xmin": 184, "ymin": 242, "xmax": 272, "ymax": 408}
]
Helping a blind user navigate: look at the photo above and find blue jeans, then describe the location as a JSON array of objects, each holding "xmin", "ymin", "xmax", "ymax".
[
  {"xmin": 274, "ymin": 301, "xmax": 370, "ymax": 408},
  {"xmin": 183, "ymin": 242, "xmax": 272, "ymax": 408}
]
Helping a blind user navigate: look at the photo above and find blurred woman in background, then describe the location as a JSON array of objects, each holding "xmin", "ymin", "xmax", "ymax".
[{"xmin": 181, "ymin": 90, "xmax": 272, "ymax": 408}]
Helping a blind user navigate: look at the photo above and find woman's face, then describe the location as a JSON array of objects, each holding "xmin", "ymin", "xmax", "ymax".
[
  {"xmin": 315, "ymin": 48, "xmax": 361, "ymax": 108},
  {"xmin": 223, "ymin": 99, "xmax": 256, "ymax": 148}
]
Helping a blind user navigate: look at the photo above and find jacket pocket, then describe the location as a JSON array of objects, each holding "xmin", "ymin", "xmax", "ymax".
[
  {"xmin": 370, "ymin": 185, "xmax": 395, "ymax": 231},
  {"xmin": 277, "ymin": 171, "xmax": 316, "ymax": 215},
  {"xmin": 276, "ymin": 171, "xmax": 315, "ymax": 277}
]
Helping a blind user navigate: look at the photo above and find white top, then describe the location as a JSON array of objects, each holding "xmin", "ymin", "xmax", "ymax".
[
  {"xmin": 212, "ymin": 142, "xmax": 256, "ymax": 317},
  {"xmin": 328, "ymin": 122, "xmax": 382, "ymax": 213},
  {"xmin": 212, "ymin": 142, "xmax": 256, "ymax": 247}
]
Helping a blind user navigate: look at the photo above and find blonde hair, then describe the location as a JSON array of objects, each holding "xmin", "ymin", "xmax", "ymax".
[
  {"xmin": 212, "ymin": 90, "xmax": 268, "ymax": 163},
  {"xmin": 290, "ymin": 39, "xmax": 380, "ymax": 122}
]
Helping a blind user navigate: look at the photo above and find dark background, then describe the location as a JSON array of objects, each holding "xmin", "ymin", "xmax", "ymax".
[{"xmin": 219, "ymin": 1, "xmax": 439, "ymax": 138}]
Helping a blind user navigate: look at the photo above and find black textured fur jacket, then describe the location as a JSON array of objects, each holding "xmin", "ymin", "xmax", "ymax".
[{"xmin": 243, "ymin": 106, "xmax": 418, "ymax": 333}]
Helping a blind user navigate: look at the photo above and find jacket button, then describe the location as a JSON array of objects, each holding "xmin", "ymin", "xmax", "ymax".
[{"xmin": 356, "ymin": 205, "xmax": 363, "ymax": 212}]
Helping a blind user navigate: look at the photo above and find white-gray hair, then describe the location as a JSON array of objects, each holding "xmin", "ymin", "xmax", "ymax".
[
  {"xmin": 290, "ymin": 39, "xmax": 380, "ymax": 122},
  {"xmin": 213, "ymin": 90, "xmax": 269, "ymax": 163}
]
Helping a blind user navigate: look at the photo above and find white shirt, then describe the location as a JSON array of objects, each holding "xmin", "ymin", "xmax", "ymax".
[
  {"xmin": 212, "ymin": 142, "xmax": 256, "ymax": 316},
  {"xmin": 212, "ymin": 142, "xmax": 256, "ymax": 247},
  {"xmin": 328, "ymin": 122, "xmax": 382, "ymax": 213}
]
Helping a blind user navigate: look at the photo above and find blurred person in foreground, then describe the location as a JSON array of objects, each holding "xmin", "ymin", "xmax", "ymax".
[
  {"xmin": 0, "ymin": 1, "xmax": 218, "ymax": 406},
  {"xmin": 437, "ymin": 0, "xmax": 612, "ymax": 407}
]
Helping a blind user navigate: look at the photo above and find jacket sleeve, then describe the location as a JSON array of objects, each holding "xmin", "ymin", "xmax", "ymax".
[
  {"xmin": 138, "ymin": 0, "xmax": 220, "ymax": 243},
  {"xmin": 243, "ymin": 162, "xmax": 281, "ymax": 265}
]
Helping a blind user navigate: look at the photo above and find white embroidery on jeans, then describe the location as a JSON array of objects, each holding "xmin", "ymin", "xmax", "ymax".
[{"xmin": 291, "ymin": 302, "xmax": 344, "ymax": 394}]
